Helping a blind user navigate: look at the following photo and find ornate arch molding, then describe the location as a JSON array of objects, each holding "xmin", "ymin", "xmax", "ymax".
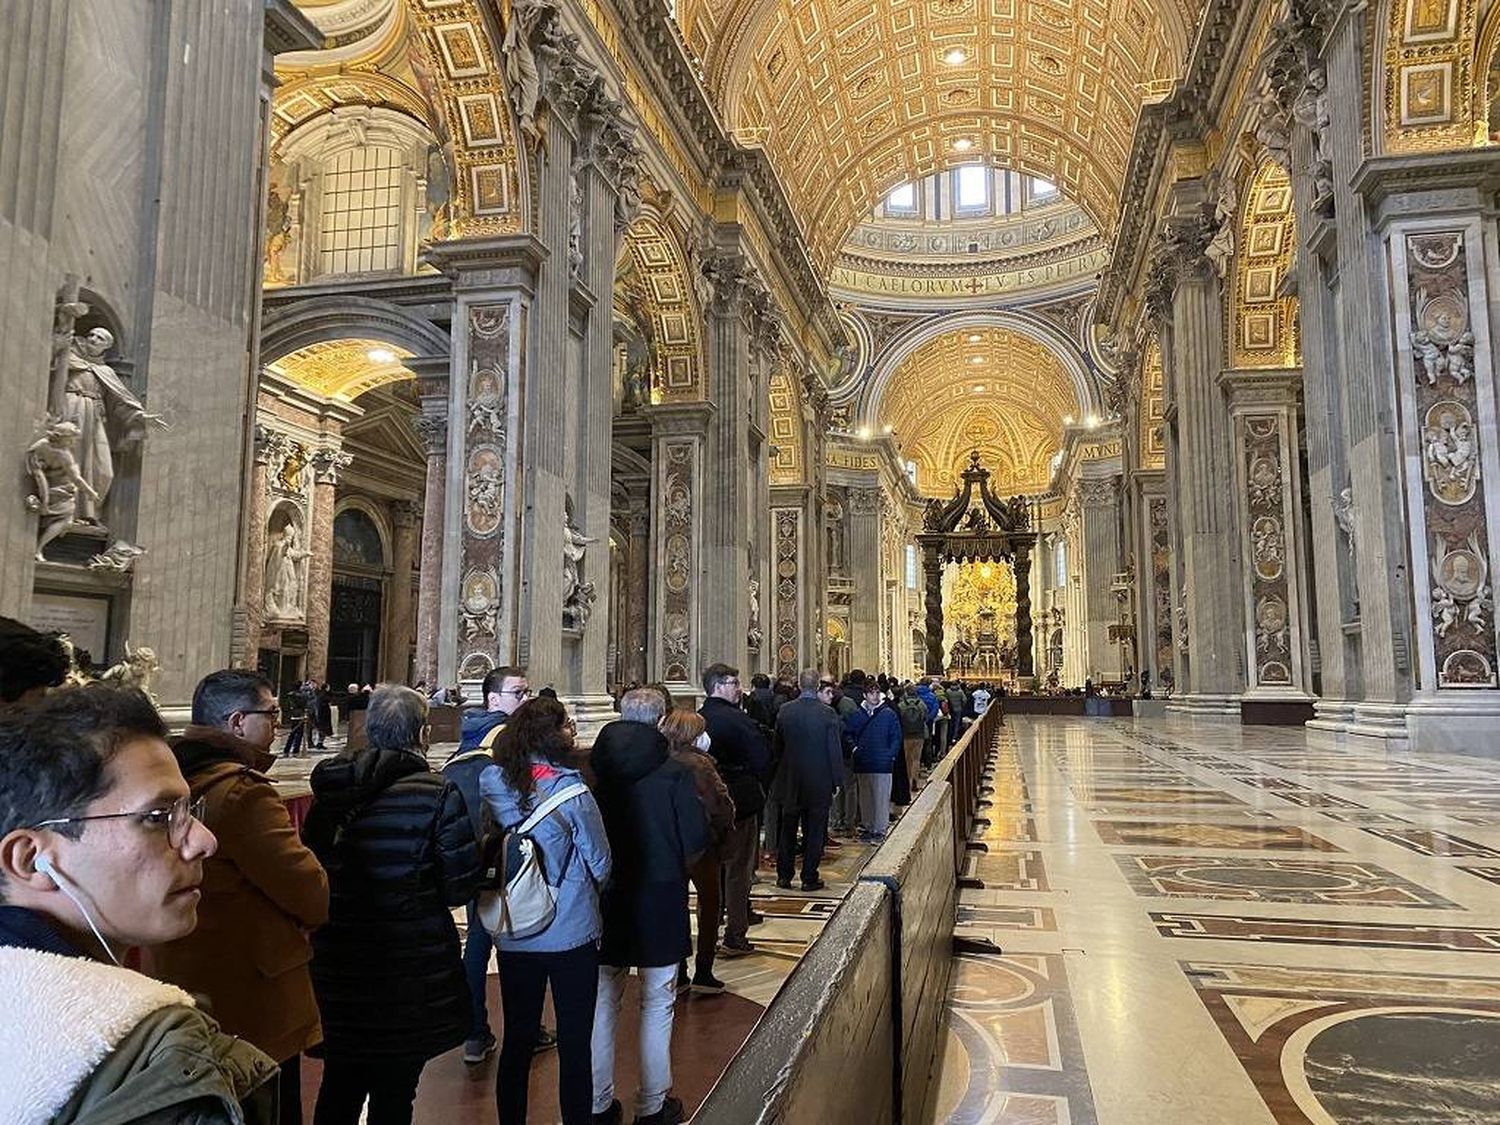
[
  {"xmin": 262, "ymin": 296, "xmax": 451, "ymax": 366},
  {"xmin": 855, "ymin": 309, "xmax": 1100, "ymax": 424},
  {"xmin": 614, "ymin": 209, "xmax": 707, "ymax": 401},
  {"xmin": 1229, "ymin": 161, "xmax": 1301, "ymax": 370},
  {"xmin": 1377, "ymin": 0, "xmax": 1483, "ymax": 153}
]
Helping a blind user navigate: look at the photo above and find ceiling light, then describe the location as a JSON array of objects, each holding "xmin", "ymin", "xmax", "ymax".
[
  {"xmin": 943, "ymin": 47, "xmax": 968, "ymax": 65},
  {"xmin": 858, "ymin": 426, "xmax": 872, "ymax": 440},
  {"xmin": 1086, "ymin": 415, "xmax": 1099, "ymax": 428},
  {"xmin": 972, "ymin": 384, "xmax": 985, "ymax": 393},
  {"xmin": 883, "ymin": 424, "xmax": 894, "ymax": 434},
  {"xmin": 367, "ymin": 347, "xmax": 396, "ymax": 364},
  {"xmin": 952, "ymin": 138, "xmax": 974, "ymax": 152},
  {"xmin": 1063, "ymin": 414, "xmax": 1074, "ymax": 425},
  {"xmin": 967, "ymin": 333, "xmax": 982, "ymax": 343}
]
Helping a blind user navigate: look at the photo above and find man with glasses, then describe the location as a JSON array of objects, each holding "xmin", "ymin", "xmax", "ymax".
[
  {"xmin": 768, "ymin": 669, "xmax": 845, "ymax": 892},
  {"xmin": 698, "ymin": 663, "xmax": 770, "ymax": 959},
  {"xmin": 147, "ymin": 669, "xmax": 329, "ymax": 1125},
  {"xmin": 0, "ymin": 684, "xmax": 280, "ymax": 1122},
  {"xmin": 451, "ymin": 665, "xmax": 555, "ymax": 1063}
]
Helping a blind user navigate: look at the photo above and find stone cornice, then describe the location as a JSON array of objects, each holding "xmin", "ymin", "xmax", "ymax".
[
  {"xmin": 421, "ymin": 234, "xmax": 548, "ymax": 293},
  {"xmin": 1096, "ymin": 0, "xmax": 1259, "ymax": 327},
  {"xmin": 263, "ymin": 0, "xmax": 324, "ymax": 56},
  {"xmin": 1351, "ymin": 150, "xmax": 1500, "ymax": 215}
]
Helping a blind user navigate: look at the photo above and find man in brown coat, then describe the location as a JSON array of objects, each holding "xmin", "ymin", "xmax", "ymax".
[{"xmin": 146, "ymin": 669, "xmax": 329, "ymax": 1125}]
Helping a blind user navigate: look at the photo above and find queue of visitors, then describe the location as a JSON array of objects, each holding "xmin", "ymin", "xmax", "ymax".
[{"xmin": 0, "ymin": 622, "xmax": 994, "ymax": 1124}]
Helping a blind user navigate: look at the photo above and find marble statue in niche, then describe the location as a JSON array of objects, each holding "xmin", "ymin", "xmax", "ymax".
[
  {"xmin": 25, "ymin": 418, "xmax": 99, "ymax": 559},
  {"xmin": 502, "ymin": 0, "xmax": 550, "ymax": 151},
  {"xmin": 747, "ymin": 577, "xmax": 763, "ymax": 650},
  {"xmin": 63, "ymin": 327, "xmax": 167, "ymax": 526},
  {"xmin": 567, "ymin": 166, "xmax": 585, "ymax": 277},
  {"xmin": 263, "ymin": 518, "xmax": 311, "ymax": 620},
  {"xmin": 562, "ymin": 500, "xmax": 596, "ymax": 627},
  {"xmin": 1331, "ymin": 486, "xmax": 1357, "ymax": 571},
  {"xmin": 1203, "ymin": 176, "xmax": 1237, "ymax": 279}
]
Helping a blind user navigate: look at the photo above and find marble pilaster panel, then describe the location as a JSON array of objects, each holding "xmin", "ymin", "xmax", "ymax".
[
  {"xmin": 236, "ymin": 425, "xmax": 275, "ymax": 665},
  {"xmin": 1074, "ymin": 475, "xmax": 1122, "ymax": 682},
  {"xmin": 772, "ymin": 485, "xmax": 814, "ymax": 680},
  {"xmin": 846, "ymin": 485, "xmax": 883, "ymax": 670},
  {"xmin": 425, "ymin": 236, "xmax": 543, "ymax": 687},
  {"xmin": 1223, "ymin": 370, "xmax": 1315, "ymax": 701},
  {"xmin": 648, "ymin": 401, "xmax": 714, "ymax": 694}
]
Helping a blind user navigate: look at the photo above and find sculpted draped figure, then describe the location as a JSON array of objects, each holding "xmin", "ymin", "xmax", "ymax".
[
  {"xmin": 561, "ymin": 505, "xmax": 595, "ymax": 612},
  {"xmin": 62, "ymin": 327, "xmax": 165, "ymax": 524},
  {"xmin": 264, "ymin": 520, "xmax": 311, "ymax": 620}
]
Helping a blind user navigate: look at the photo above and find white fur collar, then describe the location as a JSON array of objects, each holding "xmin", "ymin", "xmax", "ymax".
[{"xmin": 0, "ymin": 945, "xmax": 197, "ymax": 1125}]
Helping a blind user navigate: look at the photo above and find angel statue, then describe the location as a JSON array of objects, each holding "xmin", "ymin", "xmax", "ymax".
[
  {"xmin": 562, "ymin": 505, "xmax": 596, "ymax": 615},
  {"xmin": 101, "ymin": 643, "xmax": 161, "ymax": 700},
  {"xmin": 25, "ymin": 418, "xmax": 99, "ymax": 560}
]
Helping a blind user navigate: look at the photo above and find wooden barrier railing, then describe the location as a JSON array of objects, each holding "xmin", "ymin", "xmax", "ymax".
[{"xmin": 695, "ymin": 704, "xmax": 1002, "ymax": 1125}]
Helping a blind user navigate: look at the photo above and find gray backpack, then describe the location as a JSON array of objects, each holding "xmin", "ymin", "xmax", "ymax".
[{"xmin": 476, "ymin": 782, "xmax": 591, "ymax": 939}]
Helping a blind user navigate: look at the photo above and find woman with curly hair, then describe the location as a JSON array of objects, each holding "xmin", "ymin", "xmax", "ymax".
[
  {"xmin": 658, "ymin": 708, "xmax": 736, "ymax": 994},
  {"xmin": 479, "ymin": 697, "xmax": 611, "ymax": 1125}
]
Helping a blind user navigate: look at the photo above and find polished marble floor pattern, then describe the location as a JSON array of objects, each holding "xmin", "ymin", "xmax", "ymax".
[{"xmin": 930, "ymin": 716, "xmax": 1500, "ymax": 1124}]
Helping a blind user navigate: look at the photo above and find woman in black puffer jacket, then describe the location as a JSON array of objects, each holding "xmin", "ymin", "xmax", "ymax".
[{"xmin": 304, "ymin": 685, "xmax": 480, "ymax": 1125}]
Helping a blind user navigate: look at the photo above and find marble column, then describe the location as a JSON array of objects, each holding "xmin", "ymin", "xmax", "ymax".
[
  {"xmin": 1153, "ymin": 218, "xmax": 1244, "ymax": 711},
  {"xmin": 412, "ymin": 402, "xmax": 447, "ymax": 690},
  {"xmin": 304, "ymin": 444, "xmax": 351, "ymax": 682},
  {"xmin": 846, "ymin": 486, "xmax": 883, "ymax": 670},
  {"xmin": 1358, "ymin": 156, "xmax": 1500, "ymax": 752},
  {"xmin": 384, "ymin": 500, "xmax": 419, "ymax": 683},
  {"xmin": 424, "ymin": 236, "xmax": 544, "ymax": 687},
  {"xmin": 648, "ymin": 402, "xmax": 714, "ymax": 694},
  {"xmin": 1074, "ymin": 475, "xmax": 1123, "ymax": 681},
  {"xmin": 772, "ymin": 484, "xmax": 815, "ymax": 680},
  {"xmin": 1223, "ymin": 370, "xmax": 1315, "ymax": 708}
]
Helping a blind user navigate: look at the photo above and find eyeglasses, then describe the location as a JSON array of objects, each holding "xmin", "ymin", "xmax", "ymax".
[
  {"xmin": 33, "ymin": 795, "xmax": 208, "ymax": 850},
  {"xmin": 241, "ymin": 706, "xmax": 281, "ymax": 721},
  {"xmin": 501, "ymin": 687, "xmax": 532, "ymax": 699}
]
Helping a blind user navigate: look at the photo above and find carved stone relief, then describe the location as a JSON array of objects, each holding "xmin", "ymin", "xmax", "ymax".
[
  {"xmin": 1148, "ymin": 497, "xmax": 1174, "ymax": 689},
  {"xmin": 458, "ymin": 303, "xmax": 511, "ymax": 675},
  {"xmin": 774, "ymin": 507, "xmax": 801, "ymax": 680},
  {"xmin": 1404, "ymin": 231, "xmax": 1497, "ymax": 688},
  {"xmin": 661, "ymin": 441, "xmax": 695, "ymax": 682},
  {"xmin": 1243, "ymin": 415, "xmax": 1293, "ymax": 686}
]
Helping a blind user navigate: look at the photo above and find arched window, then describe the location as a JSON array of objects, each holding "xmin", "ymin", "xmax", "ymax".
[{"xmin": 319, "ymin": 146, "xmax": 405, "ymax": 275}]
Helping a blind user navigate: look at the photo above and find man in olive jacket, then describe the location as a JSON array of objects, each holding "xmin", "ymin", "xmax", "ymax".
[
  {"xmin": 0, "ymin": 684, "xmax": 278, "ymax": 1124},
  {"xmin": 148, "ymin": 669, "xmax": 329, "ymax": 1125}
]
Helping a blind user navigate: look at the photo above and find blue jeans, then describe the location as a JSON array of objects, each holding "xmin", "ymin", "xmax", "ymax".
[{"xmin": 464, "ymin": 900, "xmax": 492, "ymax": 1038}]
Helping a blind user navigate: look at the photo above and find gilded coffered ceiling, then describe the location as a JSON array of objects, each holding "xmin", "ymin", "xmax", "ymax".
[
  {"xmin": 877, "ymin": 327, "xmax": 1081, "ymax": 496},
  {"xmin": 267, "ymin": 338, "xmax": 416, "ymax": 402},
  {"xmin": 678, "ymin": 0, "xmax": 1202, "ymax": 271}
]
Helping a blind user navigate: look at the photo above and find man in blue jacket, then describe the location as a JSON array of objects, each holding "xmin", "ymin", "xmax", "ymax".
[
  {"xmin": 445, "ymin": 665, "xmax": 550, "ymax": 1064},
  {"xmin": 914, "ymin": 678, "xmax": 941, "ymax": 765},
  {"xmin": 845, "ymin": 682, "xmax": 903, "ymax": 840}
]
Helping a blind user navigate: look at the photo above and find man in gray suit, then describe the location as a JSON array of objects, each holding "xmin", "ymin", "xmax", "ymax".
[{"xmin": 770, "ymin": 668, "xmax": 844, "ymax": 891}]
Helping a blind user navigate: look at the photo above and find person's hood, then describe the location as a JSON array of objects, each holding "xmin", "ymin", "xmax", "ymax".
[
  {"xmin": 0, "ymin": 946, "xmax": 199, "ymax": 1125},
  {"xmin": 484, "ymin": 760, "xmax": 584, "ymax": 825},
  {"xmin": 461, "ymin": 708, "xmax": 508, "ymax": 740},
  {"xmin": 309, "ymin": 747, "xmax": 428, "ymax": 813},
  {"xmin": 172, "ymin": 726, "xmax": 275, "ymax": 776},
  {"xmin": 591, "ymin": 720, "xmax": 669, "ymax": 785}
]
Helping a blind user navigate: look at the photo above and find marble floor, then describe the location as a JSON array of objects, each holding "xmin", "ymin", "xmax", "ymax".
[{"xmin": 928, "ymin": 716, "xmax": 1500, "ymax": 1125}]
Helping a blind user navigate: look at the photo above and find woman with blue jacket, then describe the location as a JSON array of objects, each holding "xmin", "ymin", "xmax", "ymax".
[
  {"xmin": 479, "ymin": 697, "xmax": 612, "ymax": 1125},
  {"xmin": 844, "ymin": 682, "xmax": 904, "ymax": 840}
]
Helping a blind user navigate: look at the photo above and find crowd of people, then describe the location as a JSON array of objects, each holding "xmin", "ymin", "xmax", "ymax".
[{"xmin": 0, "ymin": 619, "xmax": 996, "ymax": 1125}]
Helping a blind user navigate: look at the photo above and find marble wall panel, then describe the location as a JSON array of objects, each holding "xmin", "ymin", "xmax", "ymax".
[{"xmin": 456, "ymin": 303, "xmax": 509, "ymax": 678}]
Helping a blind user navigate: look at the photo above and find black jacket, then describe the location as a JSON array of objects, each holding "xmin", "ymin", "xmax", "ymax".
[
  {"xmin": 771, "ymin": 695, "xmax": 845, "ymax": 811},
  {"xmin": 589, "ymin": 721, "xmax": 710, "ymax": 968},
  {"xmin": 304, "ymin": 748, "xmax": 480, "ymax": 1061},
  {"xmin": 699, "ymin": 696, "xmax": 771, "ymax": 821}
]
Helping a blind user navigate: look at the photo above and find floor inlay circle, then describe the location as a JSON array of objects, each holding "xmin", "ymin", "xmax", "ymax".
[{"xmin": 1177, "ymin": 864, "xmax": 1358, "ymax": 891}]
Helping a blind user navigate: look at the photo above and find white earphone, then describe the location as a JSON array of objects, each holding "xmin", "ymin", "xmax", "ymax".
[{"xmin": 35, "ymin": 853, "xmax": 119, "ymax": 966}]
